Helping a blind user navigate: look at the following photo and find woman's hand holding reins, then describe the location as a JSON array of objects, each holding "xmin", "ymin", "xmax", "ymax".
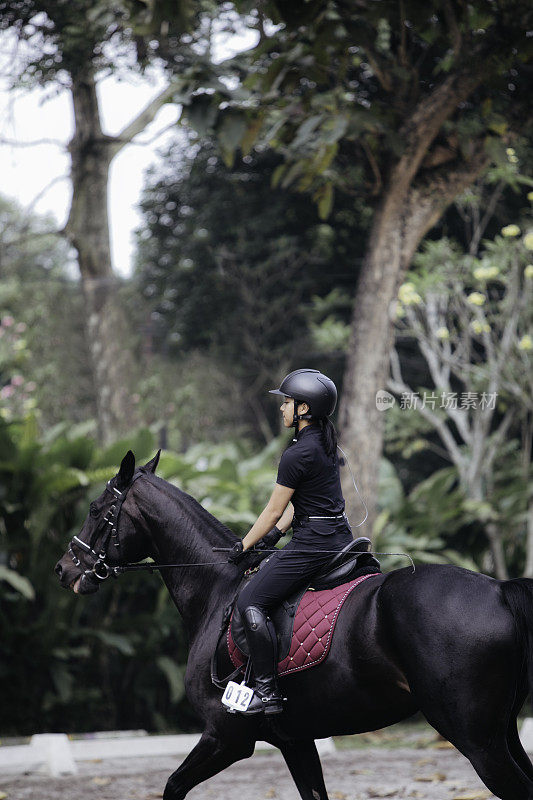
[
  {"xmin": 227, "ymin": 540, "xmax": 245, "ymax": 564},
  {"xmin": 227, "ymin": 526, "xmax": 283, "ymax": 565}
]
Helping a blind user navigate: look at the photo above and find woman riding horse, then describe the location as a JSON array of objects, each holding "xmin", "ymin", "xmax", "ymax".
[
  {"xmin": 54, "ymin": 425, "xmax": 533, "ymax": 798},
  {"xmin": 228, "ymin": 368, "xmax": 355, "ymax": 715}
]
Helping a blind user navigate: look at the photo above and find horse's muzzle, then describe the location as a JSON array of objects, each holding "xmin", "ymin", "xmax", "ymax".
[{"xmin": 54, "ymin": 558, "xmax": 100, "ymax": 595}]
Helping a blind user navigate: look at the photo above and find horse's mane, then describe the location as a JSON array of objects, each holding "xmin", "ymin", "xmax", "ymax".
[{"xmin": 141, "ymin": 471, "xmax": 237, "ymax": 544}]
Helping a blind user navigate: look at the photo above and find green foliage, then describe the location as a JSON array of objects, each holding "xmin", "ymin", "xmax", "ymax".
[
  {"xmin": 378, "ymin": 431, "xmax": 533, "ymax": 576},
  {"xmin": 0, "ymin": 0, "xmax": 207, "ymax": 86},
  {"xmin": 0, "ymin": 416, "xmax": 182, "ymax": 735},
  {"xmin": 0, "ymin": 412, "xmax": 286, "ymax": 735},
  {"xmin": 374, "ymin": 458, "xmax": 480, "ymax": 572},
  {"xmin": 159, "ymin": 436, "xmax": 281, "ymax": 532},
  {"xmin": 135, "ymin": 138, "xmax": 368, "ymax": 437},
  {"xmin": 385, "ymin": 219, "xmax": 533, "ymax": 575},
  {"xmin": 0, "ymin": 195, "xmax": 95, "ymax": 428},
  {"xmin": 167, "ymin": 0, "xmax": 532, "ymax": 216},
  {"xmin": 397, "ymin": 226, "xmax": 533, "ymax": 407}
]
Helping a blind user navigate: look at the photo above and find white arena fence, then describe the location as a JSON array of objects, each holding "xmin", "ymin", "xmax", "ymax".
[
  {"xmin": 0, "ymin": 730, "xmax": 337, "ymax": 777},
  {"xmin": 4, "ymin": 723, "xmax": 533, "ymax": 778}
]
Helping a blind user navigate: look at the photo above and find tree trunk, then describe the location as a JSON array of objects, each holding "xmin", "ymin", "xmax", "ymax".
[
  {"xmin": 65, "ymin": 72, "xmax": 139, "ymax": 443},
  {"xmin": 339, "ymin": 144, "xmax": 489, "ymax": 532},
  {"xmin": 481, "ymin": 521, "xmax": 509, "ymax": 581},
  {"xmin": 525, "ymin": 501, "xmax": 533, "ymax": 578}
]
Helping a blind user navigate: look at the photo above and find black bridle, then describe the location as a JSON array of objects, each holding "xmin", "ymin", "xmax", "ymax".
[
  {"xmin": 68, "ymin": 473, "xmax": 144, "ymax": 583},
  {"xmin": 68, "ymin": 472, "xmax": 232, "ymax": 583}
]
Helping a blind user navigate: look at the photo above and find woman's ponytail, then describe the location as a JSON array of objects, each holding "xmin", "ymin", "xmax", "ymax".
[{"xmin": 318, "ymin": 417, "xmax": 338, "ymax": 459}]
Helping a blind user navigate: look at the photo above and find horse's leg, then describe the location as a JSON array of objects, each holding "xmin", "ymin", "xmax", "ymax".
[
  {"xmin": 507, "ymin": 692, "xmax": 533, "ymax": 781},
  {"xmin": 507, "ymin": 714, "xmax": 533, "ymax": 782},
  {"xmin": 163, "ymin": 730, "xmax": 255, "ymax": 800},
  {"xmin": 278, "ymin": 739, "xmax": 329, "ymax": 800},
  {"xmin": 463, "ymin": 738, "xmax": 533, "ymax": 800},
  {"xmin": 405, "ymin": 652, "xmax": 533, "ymax": 797},
  {"xmin": 421, "ymin": 710, "xmax": 533, "ymax": 800}
]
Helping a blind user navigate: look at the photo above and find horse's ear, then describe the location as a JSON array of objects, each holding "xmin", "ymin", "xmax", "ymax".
[
  {"xmin": 143, "ymin": 450, "xmax": 161, "ymax": 474},
  {"xmin": 117, "ymin": 450, "xmax": 136, "ymax": 487}
]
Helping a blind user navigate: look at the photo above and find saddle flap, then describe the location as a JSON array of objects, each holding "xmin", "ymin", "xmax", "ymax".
[
  {"xmin": 227, "ymin": 573, "xmax": 381, "ymax": 678},
  {"xmin": 230, "ymin": 585, "xmax": 308, "ymax": 662},
  {"xmin": 229, "ymin": 538, "xmax": 381, "ymax": 660}
]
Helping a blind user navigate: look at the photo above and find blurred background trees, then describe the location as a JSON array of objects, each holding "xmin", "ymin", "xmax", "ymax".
[
  {"xmin": 0, "ymin": 0, "xmax": 532, "ymax": 735},
  {"xmin": 169, "ymin": 0, "xmax": 532, "ymax": 526}
]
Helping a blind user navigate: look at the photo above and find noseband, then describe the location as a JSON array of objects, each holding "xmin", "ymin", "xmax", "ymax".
[{"xmin": 68, "ymin": 473, "xmax": 143, "ymax": 583}]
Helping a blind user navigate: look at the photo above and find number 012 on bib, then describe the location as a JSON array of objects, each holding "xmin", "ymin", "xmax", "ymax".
[{"xmin": 221, "ymin": 681, "xmax": 254, "ymax": 712}]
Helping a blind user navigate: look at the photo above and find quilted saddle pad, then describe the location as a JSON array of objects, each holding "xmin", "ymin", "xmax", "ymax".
[{"xmin": 227, "ymin": 572, "xmax": 379, "ymax": 677}]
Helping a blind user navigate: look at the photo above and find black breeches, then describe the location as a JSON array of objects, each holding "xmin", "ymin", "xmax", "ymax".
[{"xmin": 236, "ymin": 526, "xmax": 353, "ymax": 615}]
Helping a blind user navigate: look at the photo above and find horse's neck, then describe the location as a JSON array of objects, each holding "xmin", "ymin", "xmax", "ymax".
[{"xmin": 135, "ymin": 477, "xmax": 240, "ymax": 640}]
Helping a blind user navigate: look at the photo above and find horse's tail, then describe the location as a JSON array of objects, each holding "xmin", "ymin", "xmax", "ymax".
[{"xmin": 500, "ymin": 578, "xmax": 533, "ymax": 704}]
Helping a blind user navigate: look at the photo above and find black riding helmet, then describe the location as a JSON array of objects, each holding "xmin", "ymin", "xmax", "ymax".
[{"xmin": 269, "ymin": 369, "xmax": 337, "ymax": 429}]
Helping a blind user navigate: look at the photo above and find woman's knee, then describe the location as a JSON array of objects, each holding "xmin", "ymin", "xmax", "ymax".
[{"xmin": 236, "ymin": 584, "xmax": 266, "ymax": 615}]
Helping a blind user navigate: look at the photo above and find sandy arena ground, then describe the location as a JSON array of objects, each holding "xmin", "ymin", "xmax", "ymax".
[{"xmin": 1, "ymin": 739, "xmax": 496, "ymax": 800}]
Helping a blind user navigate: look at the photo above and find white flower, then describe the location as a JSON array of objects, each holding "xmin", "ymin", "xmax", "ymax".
[
  {"xmin": 398, "ymin": 282, "xmax": 422, "ymax": 306},
  {"xmin": 518, "ymin": 335, "xmax": 532, "ymax": 351},
  {"xmin": 436, "ymin": 327, "xmax": 449, "ymax": 340},
  {"xmin": 471, "ymin": 320, "xmax": 490, "ymax": 334},
  {"xmin": 524, "ymin": 232, "xmax": 533, "ymax": 251},
  {"xmin": 467, "ymin": 292, "xmax": 485, "ymax": 306},
  {"xmin": 473, "ymin": 265, "xmax": 500, "ymax": 281},
  {"xmin": 501, "ymin": 224, "xmax": 521, "ymax": 237}
]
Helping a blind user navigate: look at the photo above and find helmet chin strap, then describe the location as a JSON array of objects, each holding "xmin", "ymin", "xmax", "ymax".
[{"xmin": 292, "ymin": 400, "xmax": 312, "ymax": 442}]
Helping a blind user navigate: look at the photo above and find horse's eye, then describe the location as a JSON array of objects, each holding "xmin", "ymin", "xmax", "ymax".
[{"xmin": 89, "ymin": 503, "xmax": 99, "ymax": 518}]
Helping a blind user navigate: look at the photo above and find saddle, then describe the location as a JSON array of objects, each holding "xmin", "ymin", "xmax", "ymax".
[{"xmin": 229, "ymin": 537, "xmax": 381, "ymax": 664}]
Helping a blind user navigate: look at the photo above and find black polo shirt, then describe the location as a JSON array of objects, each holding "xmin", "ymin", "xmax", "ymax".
[{"xmin": 276, "ymin": 424, "xmax": 345, "ymax": 522}]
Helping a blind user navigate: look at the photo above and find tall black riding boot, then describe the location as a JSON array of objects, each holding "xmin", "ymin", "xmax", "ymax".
[{"xmin": 240, "ymin": 605, "xmax": 284, "ymax": 715}]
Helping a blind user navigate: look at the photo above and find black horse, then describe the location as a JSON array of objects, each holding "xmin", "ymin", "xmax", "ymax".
[{"xmin": 55, "ymin": 451, "xmax": 533, "ymax": 800}]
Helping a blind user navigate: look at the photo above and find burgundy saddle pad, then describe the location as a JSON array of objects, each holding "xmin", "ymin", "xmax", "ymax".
[{"xmin": 227, "ymin": 573, "xmax": 379, "ymax": 677}]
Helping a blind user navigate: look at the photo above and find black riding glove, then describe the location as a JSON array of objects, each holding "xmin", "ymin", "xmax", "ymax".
[
  {"xmin": 256, "ymin": 526, "xmax": 283, "ymax": 550},
  {"xmin": 228, "ymin": 528, "xmax": 283, "ymax": 567},
  {"xmin": 227, "ymin": 540, "xmax": 246, "ymax": 564}
]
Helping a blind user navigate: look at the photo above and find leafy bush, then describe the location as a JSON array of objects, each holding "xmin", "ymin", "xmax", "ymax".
[{"xmin": 0, "ymin": 418, "xmax": 282, "ymax": 735}]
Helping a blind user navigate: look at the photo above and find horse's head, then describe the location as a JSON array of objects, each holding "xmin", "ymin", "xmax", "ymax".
[{"xmin": 54, "ymin": 449, "xmax": 160, "ymax": 595}]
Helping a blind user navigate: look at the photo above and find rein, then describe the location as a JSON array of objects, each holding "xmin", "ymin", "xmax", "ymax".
[
  {"xmin": 68, "ymin": 473, "xmax": 238, "ymax": 581},
  {"xmin": 69, "ymin": 472, "xmax": 415, "ymax": 582}
]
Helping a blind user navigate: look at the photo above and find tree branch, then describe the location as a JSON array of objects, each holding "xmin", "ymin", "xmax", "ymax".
[
  {"xmin": 109, "ymin": 83, "xmax": 181, "ymax": 158},
  {"xmin": 0, "ymin": 136, "xmax": 66, "ymax": 148},
  {"xmin": 361, "ymin": 137, "xmax": 382, "ymax": 195},
  {"xmin": 398, "ymin": 0, "xmax": 408, "ymax": 69},
  {"xmin": 364, "ymin": 49, "xmax": 393, "ymax": 93},
  {"xmin": 443, "ymin": 0, "xmax": 462, "ymax": 59},
  {"xmin": 403, "ymin": 301, "xmax": 473, "ymax": 445},
  {"xmin": 484, "ymin": 409, "xmax": 515, "ymax": 471},
  {"xmin": 126, "ymin": 120, "xmax": 179, "ymax": 147},
  {"xmin": 25, "ymin": 174, "xmax": 70, "ymax": 216},
  {"xmin": 4, "ymin": 227, "xmax": 65, "ymax": 248},
  {"xmin": 400, "ymin": 141, "xmax": 490, "ymax": 266},
  {"xmin": 388, "ymin": 347, "xmax": 467, "ymax": 471},
  {"xmin": 468, "ymin": 180, "xmax": 505, "ymax": 255},
  {"xmin": 390, "ymin": 63, "xmax": 486, "ymax": 198}
]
